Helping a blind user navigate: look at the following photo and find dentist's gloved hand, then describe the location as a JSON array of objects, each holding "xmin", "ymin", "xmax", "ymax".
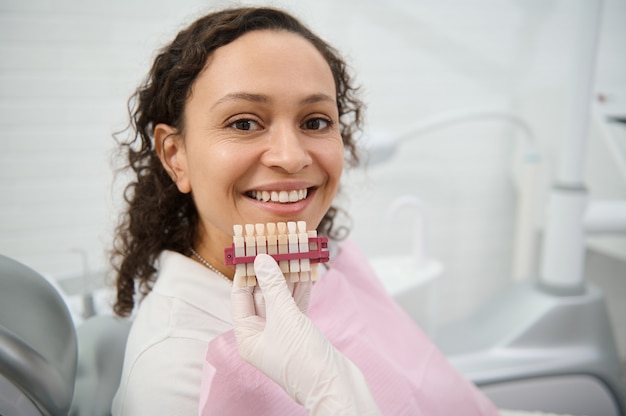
[{"xmin": 231, "ymin": 254, "xmax": 381, "ymax": 415}]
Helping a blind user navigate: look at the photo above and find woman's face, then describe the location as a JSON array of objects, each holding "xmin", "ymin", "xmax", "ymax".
[{"xmin": 156, "ymin": 30, "xmax": 344, "ymax": 271}]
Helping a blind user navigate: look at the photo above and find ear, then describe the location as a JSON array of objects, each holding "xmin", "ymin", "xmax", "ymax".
[{"xmin": 154, "ymin": 123, "xmax": 191, "ymax": 193}]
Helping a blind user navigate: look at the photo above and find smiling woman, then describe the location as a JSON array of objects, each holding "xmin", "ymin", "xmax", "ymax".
[
  {"xmin": 109, "ymin": 6, "xmax": 499, "ymax": 416},
  {"xmin": 110, "ymin": 8, "xmax": 362, "ymax": 320}
]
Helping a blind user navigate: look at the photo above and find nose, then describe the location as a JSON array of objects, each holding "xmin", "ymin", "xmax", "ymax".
[{"xmin": 261, "ymin": 125, "xmax": 312, "ymax": 173}]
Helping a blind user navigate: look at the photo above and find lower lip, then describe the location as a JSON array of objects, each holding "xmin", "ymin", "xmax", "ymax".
[{"xmin": 246, "ymin": 190, "xmax": 315, "ymax": 217}]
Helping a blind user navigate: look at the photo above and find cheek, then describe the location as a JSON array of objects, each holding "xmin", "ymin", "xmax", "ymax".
[
  {"xmin": 332, "ymin": 142, "xmax": 346, "ymax": 178},
  {"xmin": 320, "ymin": 143, "xmax": 345, "ymax": 189},
  {"xmin": 188, "ymin": 143, "xmax": 242, "ymax": 185},
  {"xmin": 332, "ymin": 156, "xmax": 344, "ymax": 184}
]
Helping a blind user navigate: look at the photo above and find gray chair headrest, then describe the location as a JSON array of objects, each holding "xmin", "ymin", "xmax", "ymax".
[{"xmin": 0, "ymin": 254, "xmax": 78, "ymax": 416}]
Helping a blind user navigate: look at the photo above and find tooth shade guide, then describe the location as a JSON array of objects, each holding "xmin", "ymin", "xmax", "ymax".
[
  {"xmin": 277, "ymin": 222, "xmax": 289, "ymax": 274},
  {"xmin": 225, "ymin": 221, "xmax": 330, "ymax": 287},
  {"xmin": 255, "ymin": 223, "xmax": 267, "ymax": 255},
  {"xmin": 233, "ymin": 225, "xmax": 247, "ymax": 287},
  {"xmin": 288, "ymin": 222, "xmax": 300, "ymax": 273},
  {"xmin": 307, "ymin": 229, "xmax": 320, "ymax": 281},
  {"xmin": 298, "ymin": 221, "xmax": 311, "ymax": 281},
  {"xmin": 244, "ymin": 224, "xmax": 256, "ymax": 278}
]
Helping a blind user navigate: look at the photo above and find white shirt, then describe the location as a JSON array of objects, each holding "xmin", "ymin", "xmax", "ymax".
[{"xmin": 111, "ymin": 250, "xmax": 233, "ymax": 416}]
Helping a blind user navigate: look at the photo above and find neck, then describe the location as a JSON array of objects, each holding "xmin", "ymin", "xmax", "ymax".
[{"xmin": 195, "ymin": 223, "xmax": 236, "ymax": 279}]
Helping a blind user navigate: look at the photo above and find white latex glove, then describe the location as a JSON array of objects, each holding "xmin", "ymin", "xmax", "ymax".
[{"xmin": 231, "ymin": 254, "xmax": 381, "ymax": 415}]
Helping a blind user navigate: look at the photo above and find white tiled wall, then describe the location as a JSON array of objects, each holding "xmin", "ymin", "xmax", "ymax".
[
  {"xmin": 1, "ymin": 0, "xmax": 624, "ymax": 324},
  {"xmin": 0, "ymin": 0, "xmax": 213, "ymax": 276}
]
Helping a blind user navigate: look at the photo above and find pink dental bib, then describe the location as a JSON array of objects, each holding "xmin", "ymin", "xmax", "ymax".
[{"xmin": 199, "ymin": 239, "xmax": 497, "ymax": 415}]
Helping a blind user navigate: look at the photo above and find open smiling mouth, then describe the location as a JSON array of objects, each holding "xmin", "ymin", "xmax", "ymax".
[{"xmin": 246, "ymin": 188, "xmax": 310, "ymax": 203}]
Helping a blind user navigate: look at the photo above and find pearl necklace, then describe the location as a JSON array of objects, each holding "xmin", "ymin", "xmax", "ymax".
[{"xmin": 189, "ymin": 248, "xmax": 233, "ymax": 284}]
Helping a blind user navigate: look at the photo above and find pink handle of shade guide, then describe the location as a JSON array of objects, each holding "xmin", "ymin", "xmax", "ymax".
[{"xmin": 224, "ymin": 237, "xmax": 329, "ymax": 267}]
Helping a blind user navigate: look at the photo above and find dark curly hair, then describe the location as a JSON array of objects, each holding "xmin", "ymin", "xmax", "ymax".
[{"xmin": 111, "ymin": 6, "xmax": 364, "ymax": 317}]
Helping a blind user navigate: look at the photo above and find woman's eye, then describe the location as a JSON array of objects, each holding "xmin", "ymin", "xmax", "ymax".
[
  {"xmin": 230, "ymin": 119, "xmax": 260, "ymax": 131},
  {"xmin": 303, "ymin": 118, "xmax": 331, "ymax": 131}
]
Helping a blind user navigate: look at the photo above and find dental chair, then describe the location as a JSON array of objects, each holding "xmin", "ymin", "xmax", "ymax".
[
  {"xmin": 0, "ymin": 254, "xmax": 77, "ymax": 416},
  {"xmin": 434, "ymin": 279, "xmax": 625, "ymax": 416},
  {"xmin": 0, "ymin": 253, "xmax": 131, "ymax": 416},
  {"xmin": 69, "ymin": 315, "xmax": 131, "ymax": 416}
]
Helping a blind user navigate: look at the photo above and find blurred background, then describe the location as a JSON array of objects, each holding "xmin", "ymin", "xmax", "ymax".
[{"xmin": 0, "ymin": 0, "xmax": 624, "ymax": 381}]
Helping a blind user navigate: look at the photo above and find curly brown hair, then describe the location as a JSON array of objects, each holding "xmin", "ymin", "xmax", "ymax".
[{"xmin": 111, "ymin": 6, "xmax": 364, "ymax": 317}]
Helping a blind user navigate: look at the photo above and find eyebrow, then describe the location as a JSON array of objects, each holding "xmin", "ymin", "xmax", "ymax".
[
  {"xmin": 212, "ymin": 92, "xmax": 269, "ymax": 109},
  {"xmin": 211, "ymin": 92, "xmax": 336, "ymax": 109},
  {"xmin": 299, "ymin": 93, "xmax": 336, "ymax": 106}
]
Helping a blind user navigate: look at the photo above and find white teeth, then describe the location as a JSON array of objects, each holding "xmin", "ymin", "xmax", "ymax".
[{"xmin": 249, "ymin": 188, "xmax": 308, "ymax": 203}]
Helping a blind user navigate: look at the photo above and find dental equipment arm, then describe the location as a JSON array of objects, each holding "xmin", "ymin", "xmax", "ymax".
[{"xmin": 231, "ymin": 254, "xmax": 382, "ymax": 415}]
